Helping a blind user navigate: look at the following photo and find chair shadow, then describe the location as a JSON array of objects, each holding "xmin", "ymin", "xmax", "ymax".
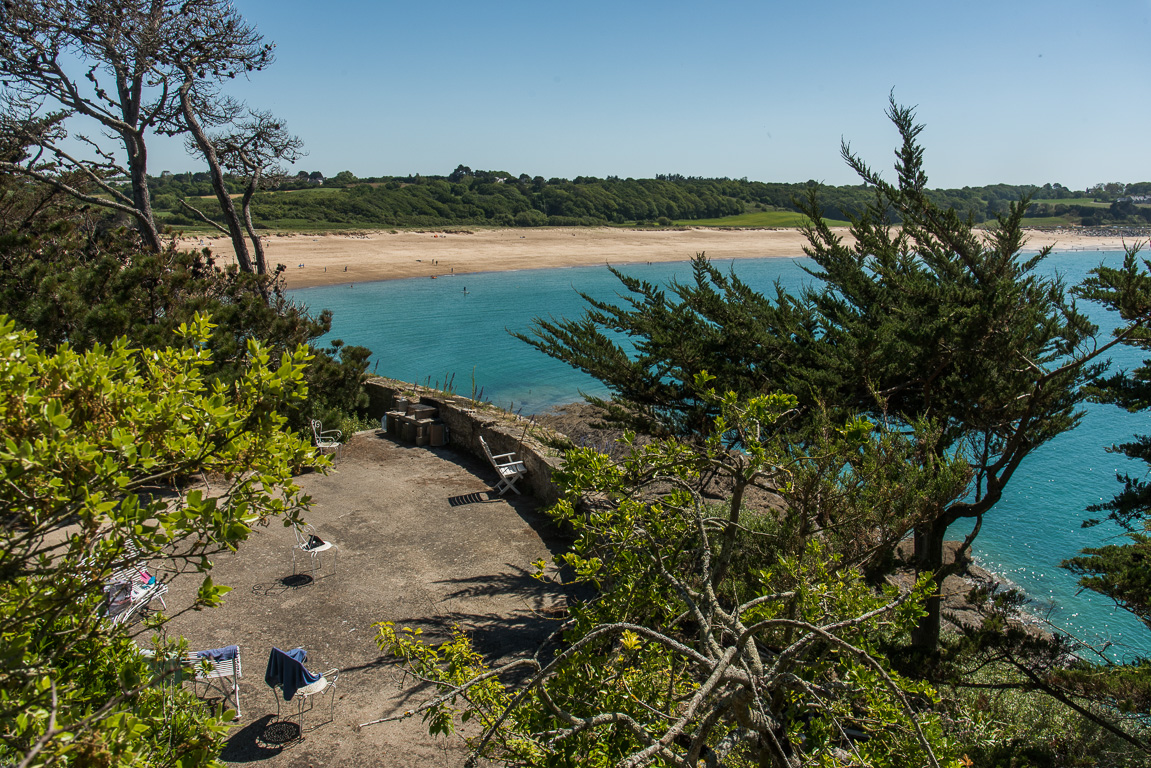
[
  {"xmin": 447, "ymin": 491, "xmax": 498, "ymax": 507},
  {"xmin": 218, "ymin": 714, "xmax": 302, "ymax": 762},
  {"xmin": 251, "ymin": 574, "xmax": 314, "ymax": 595}
]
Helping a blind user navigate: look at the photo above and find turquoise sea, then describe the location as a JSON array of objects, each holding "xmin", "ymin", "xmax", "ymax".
[{"xmin": 291, "ymin": 249, "xmax": 1151, "ymax": 660}]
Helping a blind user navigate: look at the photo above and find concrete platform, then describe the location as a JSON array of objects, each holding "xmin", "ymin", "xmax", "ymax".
[{"xmin": 154, "ymin": 430, "xmax": 568, "ymax": 767}]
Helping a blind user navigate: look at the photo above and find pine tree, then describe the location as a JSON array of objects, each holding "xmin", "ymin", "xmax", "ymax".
[{"xmin": 519, "ymin": 97, "xmax": 1145, "ymax": 651}]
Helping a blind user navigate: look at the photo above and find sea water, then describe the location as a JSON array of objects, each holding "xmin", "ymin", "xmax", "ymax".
[{"xmin": 291, "ymin": 250, "xmax": 1151, "ymax": 659}]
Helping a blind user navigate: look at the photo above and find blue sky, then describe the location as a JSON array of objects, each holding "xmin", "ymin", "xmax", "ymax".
[{"xmin": 146, "ymin": 0, "xmax": 1151, "ymax": 189}]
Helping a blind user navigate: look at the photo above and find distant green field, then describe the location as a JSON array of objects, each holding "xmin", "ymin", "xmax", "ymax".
[
  {"xmin": 676, "ymin": 211, "xmax": 849, "ymax": 228},
  {"xmin": 1029, "ymin": 197, "xmax": 1105, "ymax": 207}
]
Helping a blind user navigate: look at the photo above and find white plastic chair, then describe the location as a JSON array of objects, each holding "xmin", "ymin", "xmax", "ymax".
[
  {"xmin": 479, "ymin": 436, "xmax": 527, "ymax": 495},
  {"xmin": 292, "ymin": 524, "xmax": 338, "ymax": 582},
  {"xmin": 310, "ymin": 419, "xmax": 342, "ymax": 459}
]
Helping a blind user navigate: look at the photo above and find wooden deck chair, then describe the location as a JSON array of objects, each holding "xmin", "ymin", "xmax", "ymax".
[
  {"xmin": 310, "ymin": 419, "xmax": 342, "ymax": 459},
  {"xmin": 479, "ymin": 436, "xmax": 527, "ymax": 495}
]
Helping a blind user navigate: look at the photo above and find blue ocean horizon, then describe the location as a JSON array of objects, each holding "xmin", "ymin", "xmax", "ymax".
[{"xmin": 291, "ymin": 249, "xmax": 1151, "ymax": 659}]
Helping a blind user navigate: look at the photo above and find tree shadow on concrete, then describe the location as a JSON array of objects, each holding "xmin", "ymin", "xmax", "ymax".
[
  {"xmin": 499, "ymin": 497, "xmax": 572, "ymax": 559},
  {"xmin": 387, "ymin": 565, "xmax": 574, "ymax": 661}
]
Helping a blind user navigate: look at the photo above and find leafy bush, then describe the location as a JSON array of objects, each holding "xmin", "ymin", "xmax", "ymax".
[{"xmin": 0, "ymin": 216, "xmax": 371, "ymax": 435}]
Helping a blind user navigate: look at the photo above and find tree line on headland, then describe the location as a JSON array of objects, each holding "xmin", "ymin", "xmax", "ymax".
[{"xmin": 149, "ymin": 167, "xmax": 1151, "ymax": 230}]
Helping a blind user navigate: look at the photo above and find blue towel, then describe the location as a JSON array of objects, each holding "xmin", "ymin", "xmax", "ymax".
[
  {"xmin": 264, "ymin": 646, "xmax": 321, "ymax": 701},
  {"xmin": 195, "ymin": 645, "xmax": 238, "ymax": 662}
]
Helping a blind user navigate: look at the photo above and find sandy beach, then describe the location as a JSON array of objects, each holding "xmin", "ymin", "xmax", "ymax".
[{"xmin": 181, "ymin": 227, "xmax": 1145, "ymax": 290}]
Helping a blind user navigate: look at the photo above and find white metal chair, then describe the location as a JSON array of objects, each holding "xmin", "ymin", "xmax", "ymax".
[
  {"xmin": 186, "ymin": 646, "xmax": 243, "ymax": 719},
  {"xmin": 103, "ymin": 543, "xmax": 168, "ymax": 625},
  {"xmin": 310, "ymin": 419, "xmax": 342, "ymax": 459},
  {"xmin": 265, "ymin": 647, "xmax": 339, "ymax": 732},
  {"xmin": 479, "ymin": 436, "xmax": 527, "ymax": 496},
  {"xmin": 292, "ymin": 524, "xmax": 338, "ymax": 582},
  {"xmin": 139, "ymin": 645, "xmax": 241, "ymax": 719}
]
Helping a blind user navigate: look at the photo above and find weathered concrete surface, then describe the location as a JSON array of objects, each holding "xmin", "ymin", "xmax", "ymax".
[{"xmin": 154, "ymin": 431, "xmax": 569, "ymax": 767}]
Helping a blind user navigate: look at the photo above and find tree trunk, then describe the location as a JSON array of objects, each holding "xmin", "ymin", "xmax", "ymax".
[
  {"xmin": 910, "ymin": 519, "xmax": 947, "ymax": 652},
  {"xmin": 711, "ymin": 473, "xmax": 747, "ymax": 590},
  {"xmin": 241, "ymin": 172, "xmax": 267, "ymax": 275},
  {"xmin": 124, "ymin": 132, "xmax": 162, "ymax": 252},
  {"xmin": 178, "ymin": 79, "xmax": 254, "ymax": 274}
]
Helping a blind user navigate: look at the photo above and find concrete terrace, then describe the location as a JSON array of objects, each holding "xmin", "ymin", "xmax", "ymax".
[{"xmin": 153, "ymin": 431, "xmax": 569, "ymax": 767}]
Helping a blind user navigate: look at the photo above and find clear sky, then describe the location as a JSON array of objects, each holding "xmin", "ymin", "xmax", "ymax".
[{"xmin": 145, "ymin": 0, "xmax": 1151, "ymax": 190}]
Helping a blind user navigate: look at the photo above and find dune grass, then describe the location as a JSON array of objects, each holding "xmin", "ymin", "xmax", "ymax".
[{"xmin": 1020, "ymin": 217, "xmax": 1075, "ymax": 227}]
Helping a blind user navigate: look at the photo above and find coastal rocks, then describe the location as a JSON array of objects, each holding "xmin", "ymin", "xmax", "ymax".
[
  {"xmin": 889, "ymin": 539, "xmax": 1050, "ymax": 637},
  {"xmin": 887, "ymin": 539, "xmax": 994, "ymax": 631}
]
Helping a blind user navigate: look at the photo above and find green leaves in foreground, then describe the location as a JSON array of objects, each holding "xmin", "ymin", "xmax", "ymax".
[
  {"xmin": 0, "ymin": 313, "xmax": 322, "ymax": 767},
  {"xmin": 368, "ymin": 385, "xmax": 966, "ymax": 768}
]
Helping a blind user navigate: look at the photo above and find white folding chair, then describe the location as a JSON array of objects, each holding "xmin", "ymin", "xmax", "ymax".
[
  {"xmin": 140, "ymin": 645, "xmax": 242, "ymax": 719},
  {"xmin": 103, "ymin": 542, "xmax": 168, "ymax": 625},
  {"xmin": 185, "ymin": 646, "xmax": 242, "ymax": 719},
  {"xmin": 479, "ymin": 436, "xmax": 527, "ymax": 495}
]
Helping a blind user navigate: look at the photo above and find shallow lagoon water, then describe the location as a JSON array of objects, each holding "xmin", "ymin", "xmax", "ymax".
[{"xmin": 292, "ymin": 250, "xmax": 1151, "ymax": 659}]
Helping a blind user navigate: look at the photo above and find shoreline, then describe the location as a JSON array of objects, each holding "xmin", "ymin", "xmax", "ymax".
[
  {"xmin": 536, "ymin": 401, "xmax": 1063, "ymax": 644},
  {"xmin": 185, "ymin": 226, "xmax": 832, "ymax": 290},
  {"xmin": 180, "ymin": 226, "xmax": 1147, "ymax": 291}
]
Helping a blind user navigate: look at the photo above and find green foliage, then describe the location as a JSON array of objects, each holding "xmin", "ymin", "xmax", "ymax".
[
  {"xmin": 674, "ymin": 210, "xmax": 846, "ymax": 227},
  {"xmin": 0, "ymin": 216, "xmax": 371, "ymax": 434},
  {"xmin": 0, "ymin": 313, "xmax": 321, "ymax": 766},
  {"xmin": 6, "ymin": 623, "xmax": 234, "ymax": 768},
  {"xmin": 370, "ymin": 387, "xmax": 967, "ymax": 767},
  {"xmin": 137, "ymin": 168, "xmax": 1143, "ymax": 230},
  {"xmin": 518, "ymin": 97, "xmax": 1117, "ymax": 654},
  {"xmin": 944, "ymin": 675, "xmax": 1151, "ymax": 768}
]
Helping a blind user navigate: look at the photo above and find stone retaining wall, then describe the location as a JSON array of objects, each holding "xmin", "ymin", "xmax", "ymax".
[{"xmin": 364, "ymin": 377, "xmax": 565, "ymax": 507}]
